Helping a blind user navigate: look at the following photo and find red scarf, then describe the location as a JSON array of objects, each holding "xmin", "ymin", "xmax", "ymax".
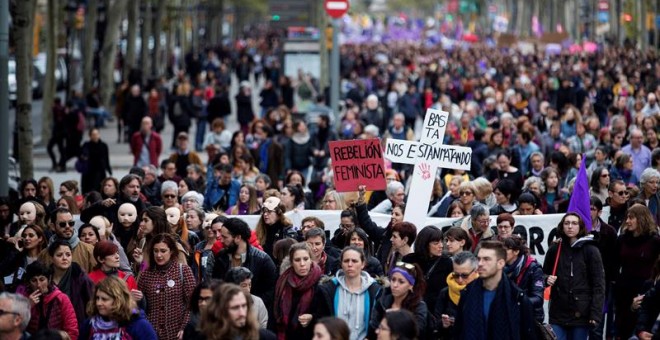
[{"xmin": 274, "ymin": 262, "xmax": 322, "ymax": 339}]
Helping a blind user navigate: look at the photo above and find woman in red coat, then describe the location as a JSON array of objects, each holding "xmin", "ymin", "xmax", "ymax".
[{"xmin": 17, "ymin": 261, "xmax": 79, "ymax": 340}]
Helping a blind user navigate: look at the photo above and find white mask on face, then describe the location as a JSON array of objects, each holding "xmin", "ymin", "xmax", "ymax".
[
  {"xmin": 203, "ymin": 213, "xmax": 218, "ymax": 229},
  {"xmin": 117, "ymin": 203, "xmax": 137, "ymax": 227},
  {"xmin": 165, "ymin": 207, "xmax": 181, "ymax": 225},
  {"xmin": 19, "ymin": 202, "xmax": 37, "ymax": 225}
]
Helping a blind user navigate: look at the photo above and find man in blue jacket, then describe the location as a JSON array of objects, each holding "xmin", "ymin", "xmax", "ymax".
[
  {"xmin": 204, "ymin": 163, "xmax": 240, "ymax": 211},
  {"xmin": 454, "ymin": 240, "xmax": 537, "ymax": 340}
]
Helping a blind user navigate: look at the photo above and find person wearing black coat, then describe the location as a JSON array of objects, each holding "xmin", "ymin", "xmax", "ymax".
[
  {"xmin": 206, "ymin": 85, "xmax": 231, "ymax": 124},
  {"xmin": 543, "ymin": 213, "xmax": 605, "ymax": 339},
  {"xmin": 236, "ymin": 83, "xmax": 255, "ymax": 135},
  {"xmin": 368, "ymin": 281, "xmax": 428, "ymax": 339},
  {"xmin": 502, "ymin": 237, "xmax": 545, "ymax": 322},
  {"xmin": 80, "ymin": 128, "xmax": 112, "ymax": 194},
  {"xmin": 401, "ymin": 226, "xmax": 452, "ymax": 315},
  {"xmin": 168, "ymin": 92, "xmax": 194, "ymax": 149},
  {"xmin": 122, "ymin": 85, "xmax": 147, "ymax": 140},
  {"xmin": 454, "ymin": 241, "xmax": 537, "ymax": 340},
  {"xmin": 635, "ymin": 276, "xmax": 660, "ymax": 340},
  {"xmin": 211, "ymin": 218, "xmax": 278, "ymax": 314},
  {"xmin": 589, "ymin": 197, "xmax": 619, "ymax": 340}
]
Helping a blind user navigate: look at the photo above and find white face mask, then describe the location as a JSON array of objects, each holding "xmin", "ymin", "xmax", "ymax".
[
  {"xmin": 165, "ymin": 207, "xmax": 181, "ymax": 225},
  {"xmin": 117, "ymin": 203, "xmax": 137, "ymax": 227}
]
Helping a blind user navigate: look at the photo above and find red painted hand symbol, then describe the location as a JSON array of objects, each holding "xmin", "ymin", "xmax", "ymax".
[{"xmin": 419, "ymin": 163, "xmax": 431, "ymax": 180}]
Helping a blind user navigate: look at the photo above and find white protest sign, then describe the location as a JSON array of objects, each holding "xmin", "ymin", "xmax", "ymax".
[
  {"xmin": 384, "ymin": 108, "xmax": 472, "ymax": 228},
  {"xmin": 229, "ymin": 210, "xmax": 577, "ymax": 265}
]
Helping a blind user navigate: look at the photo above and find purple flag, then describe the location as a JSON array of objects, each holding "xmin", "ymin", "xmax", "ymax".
[{"xmin": 567, "ymin": 155, "xmax": 593, "ymax": 231}]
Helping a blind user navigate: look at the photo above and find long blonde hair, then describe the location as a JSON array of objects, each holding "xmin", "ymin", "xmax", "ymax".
[{"xmin": 86, "ymin": 276, "xmax": 134, "ymax": 323}]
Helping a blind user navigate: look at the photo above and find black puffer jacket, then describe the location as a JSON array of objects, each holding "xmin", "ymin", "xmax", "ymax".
[
  {"xmin": 506, "ymin": 255, "xmax": 545, "ymax": 322},
  {"xmin": 543, "ymin": 235, "xmax": 606, "ymax": 327}
]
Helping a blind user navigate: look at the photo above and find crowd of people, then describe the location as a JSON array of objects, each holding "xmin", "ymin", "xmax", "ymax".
[{"xmin": 1, "ymin": 37, "xmax": 660, "ymax": 340}]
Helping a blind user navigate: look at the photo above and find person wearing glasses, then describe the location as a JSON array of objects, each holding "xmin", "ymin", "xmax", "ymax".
[
  {"xmin": 589, "ymin": 166, "xmax": 611, "ymax": 205},
  {"xmin": 0, "ymin": 292, "xmax": 32, "ymax": 340},
  {"xmin": 368, "ymin": 262, "xmax": 428, "ymax": 339},
  {"xmin": 543, "ymin": 213, "xmax": 605, "ymax": 339},
  {"xmin": 606, "ymin": 179, "xmax": 629, "ymax": 231},
  {"xmin": 255, "ymin": 196, "xmax": 298, "ymax": 257},
  {"xmin": 212, "ymin": 218, "xmax": 277, "ymax": 317},
  {"xmin": 432, "ymin": 251, "xmax": 479, "ymax": 339},
  {"xmin": 503, "ymin": 236, "xmax": 545, "ymax": 323},
  {"xmin": 455, "ymin": 241, "xmax": 537, "ymax": 340},
  {"xmin": 38, "ymin": 208, "xmax": 96, "ymax": 273},
  {"xmin": 182, "ymin": 279, "xmax": 222, "ymax": 339},
  {"xmin": 460, "ymin": 205, "xmax": 494, "ymax": 252}
]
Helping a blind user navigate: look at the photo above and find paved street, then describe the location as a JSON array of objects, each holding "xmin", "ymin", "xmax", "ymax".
[{"xmin": 13, "ymin": 75, "xmax": 259, "ymax": 190}]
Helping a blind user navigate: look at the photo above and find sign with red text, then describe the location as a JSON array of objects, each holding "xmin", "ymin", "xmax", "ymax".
[{"xmin": 329, "ymin": 138, "xmax": 386, "ymax": 192}]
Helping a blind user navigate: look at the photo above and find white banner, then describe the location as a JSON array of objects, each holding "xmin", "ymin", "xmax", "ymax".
[{"xmin": 226, "ymin": 210, "xmax": 607, "ymax": 265}]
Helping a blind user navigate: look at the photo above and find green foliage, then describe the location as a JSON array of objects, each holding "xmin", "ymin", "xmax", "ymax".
[{"xmin": 387, "ymin": 0, "xmax": 438, "ymax": 14}]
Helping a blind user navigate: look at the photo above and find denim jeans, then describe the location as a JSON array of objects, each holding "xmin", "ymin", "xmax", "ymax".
[{"xmin": 551, "ymin": 324, "xmax": 590, "ymax": 340}]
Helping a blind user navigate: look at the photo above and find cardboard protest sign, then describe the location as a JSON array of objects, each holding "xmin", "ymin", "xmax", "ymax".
[
  {"xmin": 383, "ymin": 108, "xmax": 473, "ymax": 228},
  {"xmin": 329, "ymin": 138, "xmax": 386, "ymax": 192}
]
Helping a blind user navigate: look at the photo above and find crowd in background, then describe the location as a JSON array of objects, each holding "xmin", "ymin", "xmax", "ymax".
[{"xmin": 1, "ymin": 35, "xmax": 660, "ymax": 340}]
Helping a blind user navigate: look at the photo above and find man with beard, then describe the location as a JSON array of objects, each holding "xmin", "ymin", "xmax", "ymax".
[
  {"xmin": 81, "ymin": 174, "xmax": 147, "ymax": 237},
  {"xmin": 212, "ymin": 218, "xmax": 277, "ymax": 318},
  {"xmin": 38, "ymin": 208, "xmax": 96, "ymax": 272},
  {"xmin": 196, "ymin": 284, "xmax": 276, "ymax": 340}
]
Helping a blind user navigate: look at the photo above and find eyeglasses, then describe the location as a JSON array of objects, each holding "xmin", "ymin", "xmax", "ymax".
[
  {"xmin": 460, "ymin": 191, "xmax": 473, "ymax": 196},
  {"xmin": 163, "ymin": 194, "xmax": 177, "ymax": 199},
  {"xmin": 476, "ymin": 218, "xmax": 490, "ymax": 225},
  {"xmin": 452, "ymin": 269, "xmax": 475, "ymax": 280},
  {"xmin": 600, "ymin": 174, "xmax": 610, "ymax": 178},
  {"xmin": 395, "ymin": 261, "xmax": 415, "ymax": 271},
  {"xmin": 613, "ymin": 190, "xmax": 629, "ymax": 196},
  {"xmin": 262, "ymin": 208, "xmax": 277, "ymax": 214},
  {"xmin": 0, "ymin": 309, "xmax": 19, "ymax": 317},
  {"xmin": 58, "ymin": 221, "xmax": 76, "ymax": 228}
]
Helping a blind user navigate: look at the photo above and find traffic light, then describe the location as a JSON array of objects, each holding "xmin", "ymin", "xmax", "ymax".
[
  {"xmin": 623, "ymin": 13, "xmax": 632, "ymax": 22},
  {"xmin": 325, "ymin": 25, "xmax": 333, "ymax": 50},
  {"xmin": 74, "ymin": 7, "xmax": 85, "ymax": 29},
  {"xmin": 272, "ymin": 15, "xmax": 281, "ymax": 21}
]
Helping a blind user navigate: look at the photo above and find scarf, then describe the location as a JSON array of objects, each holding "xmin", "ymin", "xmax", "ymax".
[
  {"xmin": 49, "ymin": 227, "xmax": 80, "ymax": 250},
  {"xmin": 446, "ymin": 271, "xmax": 479, "ymax": 306},
  {"xmin": 89, "ymin": 315, "xmax": 123, "ymax": 339},
  {"xmin": 56, "ymin": 267, "xmax": 73, "ymax": 296},
  {"xmin": 504, "ymin": 254, "xmax": 526, "ymax": 280},
  {"xmin": 317, "ymin": 252, "xmax": 328, "ymax": 274},
  {"xmin": 292, "ymin": 132, "xmax": 310, "ymax": 144},
  {"xmin": 274, "ymin": 263, "xmax": 322, "ymax": 339}
]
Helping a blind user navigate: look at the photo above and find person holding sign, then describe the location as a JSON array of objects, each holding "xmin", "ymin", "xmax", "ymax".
[{"xmin": 355, "ymin": 185, "xmax": 406, "ymax": 272}]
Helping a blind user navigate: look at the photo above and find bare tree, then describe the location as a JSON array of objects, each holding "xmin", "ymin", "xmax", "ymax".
[
  {"xmin": 83, "ymin": 0, "xmax": 98, "ymax": 94},
  {"xmin": 152, "ymin": 0, "xmax": 166, "ymax": 77},
  {"xmin": 10, "ymin": 0, "xmax": 37, "ymax": 179},
  {"xmin": 140, "ymin": 0, "xmax": 152, "ymax": 81},
  {"xmin": 124, "ymin": 0, "xmax": 139, "ymax": 79},
  {"xmin": 40, "ymin": 0, "xmax": 58, "ymax": 144},
  {"xmin": 99, "ymin": 0, "xmax": 127, "ymax": 109}
]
